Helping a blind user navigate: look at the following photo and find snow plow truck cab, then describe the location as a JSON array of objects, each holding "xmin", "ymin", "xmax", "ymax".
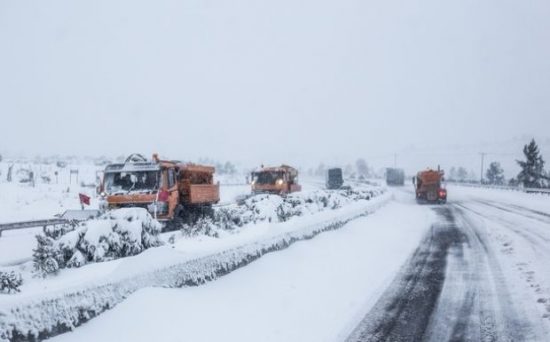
[
  {"xmin": 413, "ymin": 168, "xmax": 447, "ymax": 204},
  {"xmin": 251, "ymin": 165, "xmax": 301, "ymax": 195},
  {"xmin": 99, "ymin": 154, "xmax": 219, "ymax": 221}
]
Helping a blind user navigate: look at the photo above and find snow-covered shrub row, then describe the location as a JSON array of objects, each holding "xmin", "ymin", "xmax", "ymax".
[
  {"xmin": 182, "ymin": 187, "xmax": 383, "ymax": 236},
  {"xmin": 33, "ymin": 208, "xmax": 162, "ymax": 276},
  {"xmin": 0, "ymin": 271, "xmax": 23, "ymax": 294},
  {"xmin": 0, "ymin": 192, "xmax": 389, "ymax": 342}
]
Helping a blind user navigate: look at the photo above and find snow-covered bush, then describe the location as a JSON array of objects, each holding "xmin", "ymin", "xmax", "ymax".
[
  {"xmin": 0, "ymin": 271, "xmax": 23, "ymax": 293},
  {"xmin": 44, "ymin": 222, "xmax": 75, "ymax": 240},
  {"xmin": 33, "ymin": 208, "xmax": 163, "ymax": 276},
  {"xmin": 33, "ymin": 234, "xmax": 64, "ymax": 276},
  {"xmin": 182, "ymin": 187, "xmax": 382, "ymax": 236}
]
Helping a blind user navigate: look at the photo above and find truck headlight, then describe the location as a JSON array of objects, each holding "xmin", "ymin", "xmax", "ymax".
[{"xmin": 276, "ymin": 179, "xmax": 284, "ymax": 185}]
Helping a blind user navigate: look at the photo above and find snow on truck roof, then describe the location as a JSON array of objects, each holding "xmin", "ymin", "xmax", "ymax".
[
  {"xmin": 104, "ymin": 160, "xmax": 215, "ymax": 174},
  {"xmin": 253, "ymin": 165, "xmax": 299, "ymax": 176},
  {"xmin": 104, "ymin": 162, "xmax": 160, "ymax": 173},
  {"xmin": 254, "ymin": 165, "xmax": 298, "ymax": 172}
]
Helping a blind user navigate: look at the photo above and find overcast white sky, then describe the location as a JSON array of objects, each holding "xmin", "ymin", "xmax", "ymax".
[{"xmin": 1, "ymin": 0, "xmax": 549, "ymax": 171}]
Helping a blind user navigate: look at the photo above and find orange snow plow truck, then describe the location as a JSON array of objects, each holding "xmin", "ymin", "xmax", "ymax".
[
  {"xmin": 98, "ymin": 154, "xmax": 219, "ymax": 221},
  {"xmin": 413, "ymin": 168, "xmax": 447, "ymax": 204},
  {"xmin": 251, "ymin": 165, "xmax": 301, "ymax": 195}
]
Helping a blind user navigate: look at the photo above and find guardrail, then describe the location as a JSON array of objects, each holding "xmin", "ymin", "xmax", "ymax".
[
  {"xmin": 448, "ymin": 182, "xmax": 550, "ymax": 194},
  {"xmin": 0, "ymin": 210, "xmax": 100, "ymax": 238},
  {"xmin": 0, "ymin": 219, "xmax": 68, "ymax": 237}
]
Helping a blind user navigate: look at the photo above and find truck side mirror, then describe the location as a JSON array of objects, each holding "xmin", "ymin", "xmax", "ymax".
[{"xmin": 412, "ymin": 177, "xmax": 416, "ymax": 185}]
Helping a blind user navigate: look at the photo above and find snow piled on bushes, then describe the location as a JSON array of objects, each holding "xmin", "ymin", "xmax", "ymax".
[
  {"xmin": 182, "ymin": 187, "xmax": 383, "ymax": 236},
  {"xmin": 33, "ymin": 208, "xmax": 162, "ymax": 276},
  {"xmin": 31, "ymin": 188, "xmax": 382, "ymax": 274}
]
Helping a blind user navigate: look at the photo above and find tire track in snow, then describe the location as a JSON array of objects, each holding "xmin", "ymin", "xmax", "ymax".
[
  {"xmin": 473, "ymin": 200, "xmax": 550, "ymax": 225},
  {"xmin": 455, "ymin": 202, "xmax": 550, "ymax": 252},
  {"xmin": 346, "ymin": 205, "xmax": 541, "ymax": 342},
  {"xmin": 456, "ymin": 200, "xmax": 550, "ymax": 325}
]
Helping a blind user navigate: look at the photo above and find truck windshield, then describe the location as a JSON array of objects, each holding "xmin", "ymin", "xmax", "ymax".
[
  {"xmin": 253, "ymin": 171, "xmax": 283, "ymax": 185},
  {"xmin": 104, "ymin": 171, "xmax": 159, "ymax": 194}
]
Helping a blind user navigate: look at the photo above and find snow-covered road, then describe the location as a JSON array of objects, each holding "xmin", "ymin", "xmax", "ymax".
[{"xmin": 347, "ymin": 187, "xmax": 550, "ymax": 341}]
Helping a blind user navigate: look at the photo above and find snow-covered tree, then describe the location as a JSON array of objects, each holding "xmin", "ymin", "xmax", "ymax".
[
  {"xmin": 0, "ymin": 271, "xmax": 23, "ymax": 293},
  {"xmin": 32, "ymin": 209, "xmax": 163, "ymax": 276},
  {"xmin": 33, "ymin": 234, "xmax": 63, "ymax": 276},
  {"xmin": 517, "ymin": 139, "xmax": 547, "ymax": 188},
  {"xmin": 486, "ymin": 162, "xmax": 505, "ymax": 185}
]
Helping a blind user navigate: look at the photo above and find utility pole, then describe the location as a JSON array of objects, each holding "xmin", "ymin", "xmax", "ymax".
[{"xmin": 480, "ymin": 152, "xmax": 486, "ymax": 184}]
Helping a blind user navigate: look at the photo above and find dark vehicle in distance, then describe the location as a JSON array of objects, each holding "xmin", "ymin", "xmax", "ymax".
[
  {"xmin": 386, "ymin": 168, "xmax": 405, "ymax": 186},
  {"xmin": 326, "ymin": 168, "xmax": 344, "ymax": 189}
]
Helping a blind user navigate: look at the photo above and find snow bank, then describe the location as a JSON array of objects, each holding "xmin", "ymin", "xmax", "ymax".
[{"xmin": 0, "ymin": 191, "xmax": 389, "ymax": 341}]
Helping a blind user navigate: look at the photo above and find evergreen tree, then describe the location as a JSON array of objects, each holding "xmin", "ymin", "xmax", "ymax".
[
  {"xmin": 517, "ymin": 139, "xmax": 546, "ymax": 188},
  {"xmin": 486, "ymin": 162, "xmax": 505, "ymax": 185},
  {"xmin": 33, "ymin": 234, "xmax": 63, "ymax": 277},
  {"xmin": 0, "ymin": 271, "xmax": 23, "ymax": 293}
]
